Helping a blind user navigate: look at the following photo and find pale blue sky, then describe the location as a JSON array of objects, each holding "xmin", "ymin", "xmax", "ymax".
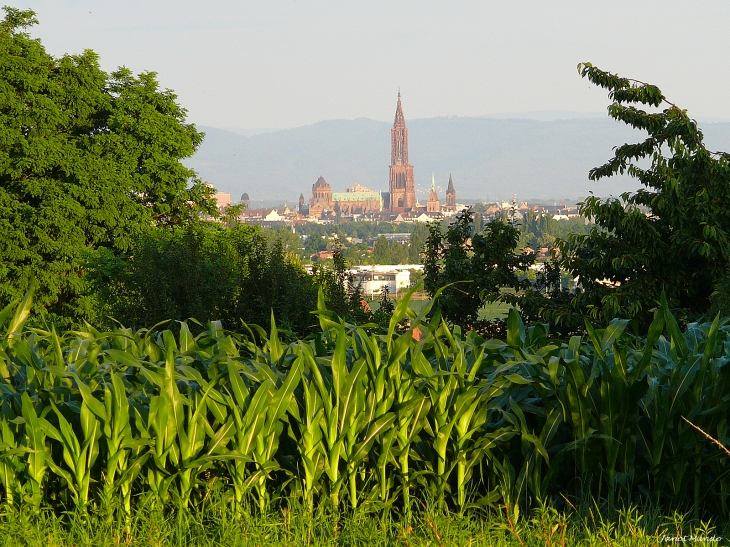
[{"xmin": 19, "ymin": 1, "xmax": 730, "ymax": 129}]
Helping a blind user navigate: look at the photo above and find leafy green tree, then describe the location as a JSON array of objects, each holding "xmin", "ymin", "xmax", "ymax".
[
  {"xmin": 341, "ymin": 242, "xmax": 371, "ymax": 266},
  {"xmin": 88, "ymin": 224, "xmax": 258, "ymax": 329},
  {"xmin": 389, "ymin": 240, "xmax": 409, "ymax": 264},
  {"xmin": 0, "ymin": 8, "xmax": 215, "ymax": 324},
  {"xmin": 408, "ymin": 222, "xmax": 430, "ymax": 263},
  {"xmin": 556, "ymin": 64, "xmax": 730, "ymax": 327},
  {"xmin": 373, "ymin": 236, "xmax": 391, "ymax": 264},
  {"xmin": 423, "ymin": 210, "xmax": 534, "ymax": 329},
  {"xmin": 371, "ymin": 285, "xmax": 395, "ymax": 328},
  {"xmin": 260, "ymin": 226, "xmax": 302, "ymax": 256},
  {"xmin": 311, "ymin": 248, "xmax": 371, "ymax": 325},
  {"xmin": 238, "ymin": 237, "xmax": 320, "ymax": 333}
]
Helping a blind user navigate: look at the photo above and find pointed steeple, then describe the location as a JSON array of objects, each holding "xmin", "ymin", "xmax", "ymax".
[
  {"xmin": 394, "ymin": 91, "xmax": 405, "ymax": 126},
  {"xmin": 427, "ymin": 171, "xmax": 440, "ymax": 213},
  {"xmin": 444, "ymin": 174, "xmax": 456, "ymax": 211}
]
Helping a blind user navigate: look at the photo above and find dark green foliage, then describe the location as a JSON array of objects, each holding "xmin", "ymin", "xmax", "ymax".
[
  {"xmin": 0, "ymin": 8, "xmax": 216, "ymax": 325},
  {"xmin": 423, "ymin": 210, "xmax": 535, "ymax": 329},
  {"xmin": 88, "ymin": 225, "xmax": 254, "ymax": 328},
  {"xmin": 556, "ymin": 64, "xmax": 730, "ymax": 328},
  {"xmin": 89, "ymin": 225, "xmax": 371, "ymax": 335},
  {"xmin": 311, "ymin": 247, "xmax": 371, "ymax": 325},
  {"xmin": 709, "ymin": 262, "xmax": 730, "ymax": 319},
  {"xmin": 372, "ymin": 284, "xmax": 395, "ymax": 328},
  {"xmin": 372, "ymin": 235, "xmax": 408, "ymax": 264}
]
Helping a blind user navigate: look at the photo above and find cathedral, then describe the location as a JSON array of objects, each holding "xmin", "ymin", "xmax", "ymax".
[
  {"xmin": 299, "ymin": 92, "xmax": 455, "ymax": 219},
  {"xmin": 386, "ymin": 92, "xmax": 416, "ymax": 212}
]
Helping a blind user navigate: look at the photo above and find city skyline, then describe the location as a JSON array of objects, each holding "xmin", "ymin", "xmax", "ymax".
[{"xmin": 294, "ymin": 93, "xmax": 456, "ymax": 219}]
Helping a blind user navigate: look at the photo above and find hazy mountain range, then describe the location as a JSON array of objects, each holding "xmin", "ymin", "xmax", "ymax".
[{"xmin": 185, "ymin": 114, "xmax": 730, "ymax": 205}]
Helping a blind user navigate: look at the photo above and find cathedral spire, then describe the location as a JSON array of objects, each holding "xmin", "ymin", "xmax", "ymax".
[
  {"xmin": 394, "ymin": 91, "xmax": 405, "ymax": 125},
  {"xmin": 432, "ymin": 172, "xmax": 436, "ymax": 191},
  {"xmin": 447, "ymin": 173, "xmax": 455, "ymax": 194}
]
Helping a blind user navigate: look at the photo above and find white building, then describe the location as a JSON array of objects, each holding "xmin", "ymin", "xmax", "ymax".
[{"xmin": 348, "ymin": 264, "xmax": 422, "ymax": 297}]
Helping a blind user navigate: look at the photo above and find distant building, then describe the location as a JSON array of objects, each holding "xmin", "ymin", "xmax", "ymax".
[
  {"xmin": 427, "ymin": 173, "xmax": 440, "ymax": 213},
  {"xmin": 299, "ymin": 92, "xmax": 458, "ymax": 222},
  {"xmin": 238, "ymin": 205, "xmax": 297, "ymax": 226},
  {"xmin": 332, "ymin": 184, "xmax": 383, "ymax": 215},
  {"xmin": 348, "ymin": 264, "xmax": 422, "ymax": 296},
  {"xmin": 213, "ymin": 192, "xmax": 231, "ymax": 210},
  {"xmin": 309, "ymin": 176, "xmax": 333, "ymax": 217},
  {"xmin": 370, "ymin": 233, "xmax": 412, "ymax": 245},
  {"xmin": 444, "ymin": 174, "xmax": 456, "ymax": 213},
  {"xmin": 240, "ymin": 192, "xmax": 250, "ymax": 207},
  {"xmin": 387, "ymin": 92, "xmax": 417, "ymax": 212}
]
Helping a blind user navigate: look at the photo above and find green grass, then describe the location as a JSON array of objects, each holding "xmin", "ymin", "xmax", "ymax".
[{"xmin": 1, "ymin": 501, "xmax": 728, "ymax": 546}]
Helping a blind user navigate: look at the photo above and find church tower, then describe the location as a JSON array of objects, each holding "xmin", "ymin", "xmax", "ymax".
[
  {"xmin": 388, "ymin": 92, "xmax": 416, "ymax": 212},
  {"xmin": 309, "ymin": 176, "xmax": 333, "ymax": 218},
  {"xmin": 445, "ymin": 174, "xmax": 456, "ymax": 212},
  {"xmin": 427, "ymin": 173, "xmax": 440, "ymax": 213}
]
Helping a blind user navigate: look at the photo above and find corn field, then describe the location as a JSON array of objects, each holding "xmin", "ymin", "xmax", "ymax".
[{"xmin": 1, "ymin": 284, "xmax": 729, "ymax": 520}]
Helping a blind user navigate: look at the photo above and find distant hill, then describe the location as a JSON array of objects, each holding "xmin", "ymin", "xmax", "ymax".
[{"xmin": 185, "ymin": 117, "xmax": 730, "ymax": 203}]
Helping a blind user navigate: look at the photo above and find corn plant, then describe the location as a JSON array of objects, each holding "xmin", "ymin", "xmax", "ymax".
[{"xmin": 0, "ymin": 283, "xmax": 729, "ymax": 522}]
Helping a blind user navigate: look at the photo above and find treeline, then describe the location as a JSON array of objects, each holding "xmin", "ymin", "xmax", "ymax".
[
  {"xmin": 86, "ymin": 224, "xmax": 371, "ymax": 334},
  {"xmin": 518, "ymin": 212, "xmax": 591, "ymax": 249},
  {"xmin": 260, "ymin": 214, "xmax": 591, "ymax": 267},
  {"xmin": 297, "ymin": 222, "xmax": 430, "ymax": 265}
]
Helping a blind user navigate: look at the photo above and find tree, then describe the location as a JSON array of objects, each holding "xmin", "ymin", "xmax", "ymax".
[
  {"xmin": 555, "ymin": 64, "xmax": 730, "ymax": 327},
  {"xmin": 0, "ymin": 8, "xmax": 216, "ymax": 324},
  {"xmin": 311, "ymin": 247, "xmax": 371, "ymax": 325},
  {"xmin": 389, "ymin": 239, "xmax": 409, "ymax": 264},
  {"xmin": 88, "ymin": 224, "xmax": 260, "ymax": 329},
  {"xmin": 423, "ymin": 210, "xmax": 534, "ymax": 329},
  {"xmin": 373, "ymin": 236, "xmax": 392, "ymax": 264},
  {"xmin": 408, "ymin": 222, "xmax": 430, "ymax": 263}
]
